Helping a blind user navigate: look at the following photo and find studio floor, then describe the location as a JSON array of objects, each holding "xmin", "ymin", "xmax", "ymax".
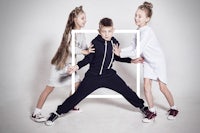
[{"xmin": 0, "ymin": 87, "xmax": 199, "ymax": 133}]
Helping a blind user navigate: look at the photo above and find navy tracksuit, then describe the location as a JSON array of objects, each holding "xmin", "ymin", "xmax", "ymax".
[{"xmin": 56, "ymin": 35, "xmax": 144, "ymax": 114}]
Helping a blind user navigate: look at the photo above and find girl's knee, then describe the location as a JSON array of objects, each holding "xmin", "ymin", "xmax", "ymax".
[{"xmin": 44, "ymin": 86, "xmax": 54, "ymax": 93}]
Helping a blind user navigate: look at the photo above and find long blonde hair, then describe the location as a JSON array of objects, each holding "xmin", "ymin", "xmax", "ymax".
[{"xmin": 51, "ymin": 6, "xmax": 84, "ymax": 70}]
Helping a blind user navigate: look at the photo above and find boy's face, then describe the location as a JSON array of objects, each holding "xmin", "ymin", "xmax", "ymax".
[{"xmin": 99, "ymin": 26, "xmax": 114, "ymax": 41}]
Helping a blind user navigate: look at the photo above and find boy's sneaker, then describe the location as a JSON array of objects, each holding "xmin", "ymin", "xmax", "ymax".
[
  {"xmin": 140, "ymin": 106, "xmax": 149, "ymax": 115},
  {"xmin": 167, "ymin": 109, "xmax": 179, "ymax": 120},
  {"xmin": 45, "ymin": 112, "xmax": 59, "ymax": 126},
  {"xmin": 31, "ymin": 113, "xmax": 47, "ymax": 122},
  {"xmin": 142, "ymin": 110, "xmax": 157, "ymax": 123}
]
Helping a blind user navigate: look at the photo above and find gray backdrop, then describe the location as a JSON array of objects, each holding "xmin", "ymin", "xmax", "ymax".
[{"xmin": 0, "ymin": 0, "xmax": 200, "ymax": 132}]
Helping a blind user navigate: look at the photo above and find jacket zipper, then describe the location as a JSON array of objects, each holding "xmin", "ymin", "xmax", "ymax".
[
  {"xmin": 99, "ymin": 41, "xmax": 107, "ymax": 75},
  {"xmin": 107, "ymin": 40, "xmax": 114, "ymax": 69}
]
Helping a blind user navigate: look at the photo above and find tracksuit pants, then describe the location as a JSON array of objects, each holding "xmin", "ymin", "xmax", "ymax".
[{"xmin": 56, "ymin": 72, "xmax": 144, "ymax": 115}]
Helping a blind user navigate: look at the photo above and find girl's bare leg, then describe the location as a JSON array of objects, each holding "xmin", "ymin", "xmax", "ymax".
[
  {"xmin": 32, "ymin": 86, "xmax": 54, "ymax": 122},
  {"xmin": 142, "ymin": 78, "xmax": 157, "ymax": 123},
  {"xmin": 144, "ymin": 78, "xmax": 154, "ymax": 108},
  {"xmin": 158, "ymin": 80, "xmax": 174, "ymax": 107},
  {"xmin": 158, "ymin": 80, "xmax": 179, "ymax": 119},
  {"xmin": 36, "ymin": 85, "xmax": 54, "ymax": 109}
]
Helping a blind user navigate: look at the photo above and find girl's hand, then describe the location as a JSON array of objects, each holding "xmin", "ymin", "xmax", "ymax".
[
  {"xmin": 68, "ymin": 65, "xmax": 79, "ymax": 74},
  {"xmin": 82, "ymin": 44, "xmax": 95, "ymax": 55},
  {"xmin": 113, "ymin": 44, "xmax": 121, "ymax": 56},
  {"xmin": 88, "ymin": 44, "xmax": 95, "ymax": 53},
  {"xmin": 131, "ymin": 57, "xmax": 144, "ymax": 64},
  {"xmin": 66, "ymin": 66, "xmax": 73, "ymax": 75}
]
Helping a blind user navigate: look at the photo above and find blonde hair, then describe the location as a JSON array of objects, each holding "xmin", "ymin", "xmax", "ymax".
[
  {"xmin": 138, "ymin": 1, "xmax": 153, "ymax": 18},
  {"xmin": 51, "ymin": 6, "xmax": 84, "ymax": 70}
]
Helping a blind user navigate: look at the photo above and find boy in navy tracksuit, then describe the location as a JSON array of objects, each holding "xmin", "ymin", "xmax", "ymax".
[{"xmin": 45, "ymin": 18, "xmax": 148, "ymax": 126}]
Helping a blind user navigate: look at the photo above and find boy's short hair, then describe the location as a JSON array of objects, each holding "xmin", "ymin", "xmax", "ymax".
[{"xmin": 99, "ymin": 17, "xmax": 113, "ymax": 29}]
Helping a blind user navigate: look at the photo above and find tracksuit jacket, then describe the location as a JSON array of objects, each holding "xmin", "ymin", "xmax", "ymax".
[{"xmin": 56, "ymin": 34, "xmax": 145, "ymax": 114}]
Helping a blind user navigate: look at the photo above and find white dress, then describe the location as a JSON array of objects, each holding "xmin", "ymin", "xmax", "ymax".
[
  {"xmin": 120, "ymin": 26, "xmax": 167, "ymax": 84},
  {"xmin": 47, "ymin": 33, "xmax": 88, "ymax": 87}
]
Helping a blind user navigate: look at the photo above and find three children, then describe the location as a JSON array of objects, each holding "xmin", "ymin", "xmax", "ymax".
[{"xmin": 32, "ymin": 2, "xmax": 179, "ymax": 125}]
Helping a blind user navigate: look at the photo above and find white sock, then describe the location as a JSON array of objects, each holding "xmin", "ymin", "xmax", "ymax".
[
  {"xmin": 170, "ymin": 105, "xmax": 177, "ymax": 110},
  {"xmin": 149, "ymin": 107, "xmax": 156, "ymax": 113},
  {"xmin": 33, "ymin": 108, "xmax": 41, "ymax": 115}
]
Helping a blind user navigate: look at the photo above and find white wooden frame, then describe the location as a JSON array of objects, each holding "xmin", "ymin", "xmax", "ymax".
[{"xmin": 71, "ymin": 30, "xmax": 140, "ymax": 98}]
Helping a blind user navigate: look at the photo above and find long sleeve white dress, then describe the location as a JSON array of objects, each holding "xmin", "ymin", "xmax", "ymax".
[
  {"xmin": 120, "ymin": 26, "xmax": 167, "ymax": 84},
  {"xmin": 47, "ymin": 33, "xmax": 87, "ymax": 87}
]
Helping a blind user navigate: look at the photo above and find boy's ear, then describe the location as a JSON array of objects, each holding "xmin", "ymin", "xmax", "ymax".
[
  {"xmin": 112, "ymin": 28, "xmax": 115, "ymax": 32},
  {"xmin": 98, "ymin": 29, "xmax": 100, "ymax": 33},
  {"xmin": 146, "ymin": 17, "xmax": 150, "ymax": 23}
]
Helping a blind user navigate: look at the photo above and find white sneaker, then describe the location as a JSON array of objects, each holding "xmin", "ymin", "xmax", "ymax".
[{"xmin": 31, "ymin": 113, "xmax": 47, "ymax": 122}]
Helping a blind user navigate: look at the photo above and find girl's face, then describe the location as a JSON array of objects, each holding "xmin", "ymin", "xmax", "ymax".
[
  {"xmin": 134, "ymin": 9, "xmax": 150, "ymax": 28},
  {"xmin": 74, "ymin": 12, "xmax": 86, "ymax": 29}
]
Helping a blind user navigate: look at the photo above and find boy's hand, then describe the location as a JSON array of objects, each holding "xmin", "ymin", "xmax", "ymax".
[
  {"xmin": 131, "ymin": 57, "xmax": 144, "ymax": 64},
  {"xmin": 113, "ymin": 44, "xmax": 121, "ymax": 56}
]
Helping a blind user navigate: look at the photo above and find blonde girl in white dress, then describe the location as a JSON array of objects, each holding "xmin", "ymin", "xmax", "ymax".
[
  {"xmin": 31, "ymin": 6, "xmax": 94, "ymax": 122},
  {"xmin": 113, "ymin": 2, "xmax": 178, "ymax": 123}
]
